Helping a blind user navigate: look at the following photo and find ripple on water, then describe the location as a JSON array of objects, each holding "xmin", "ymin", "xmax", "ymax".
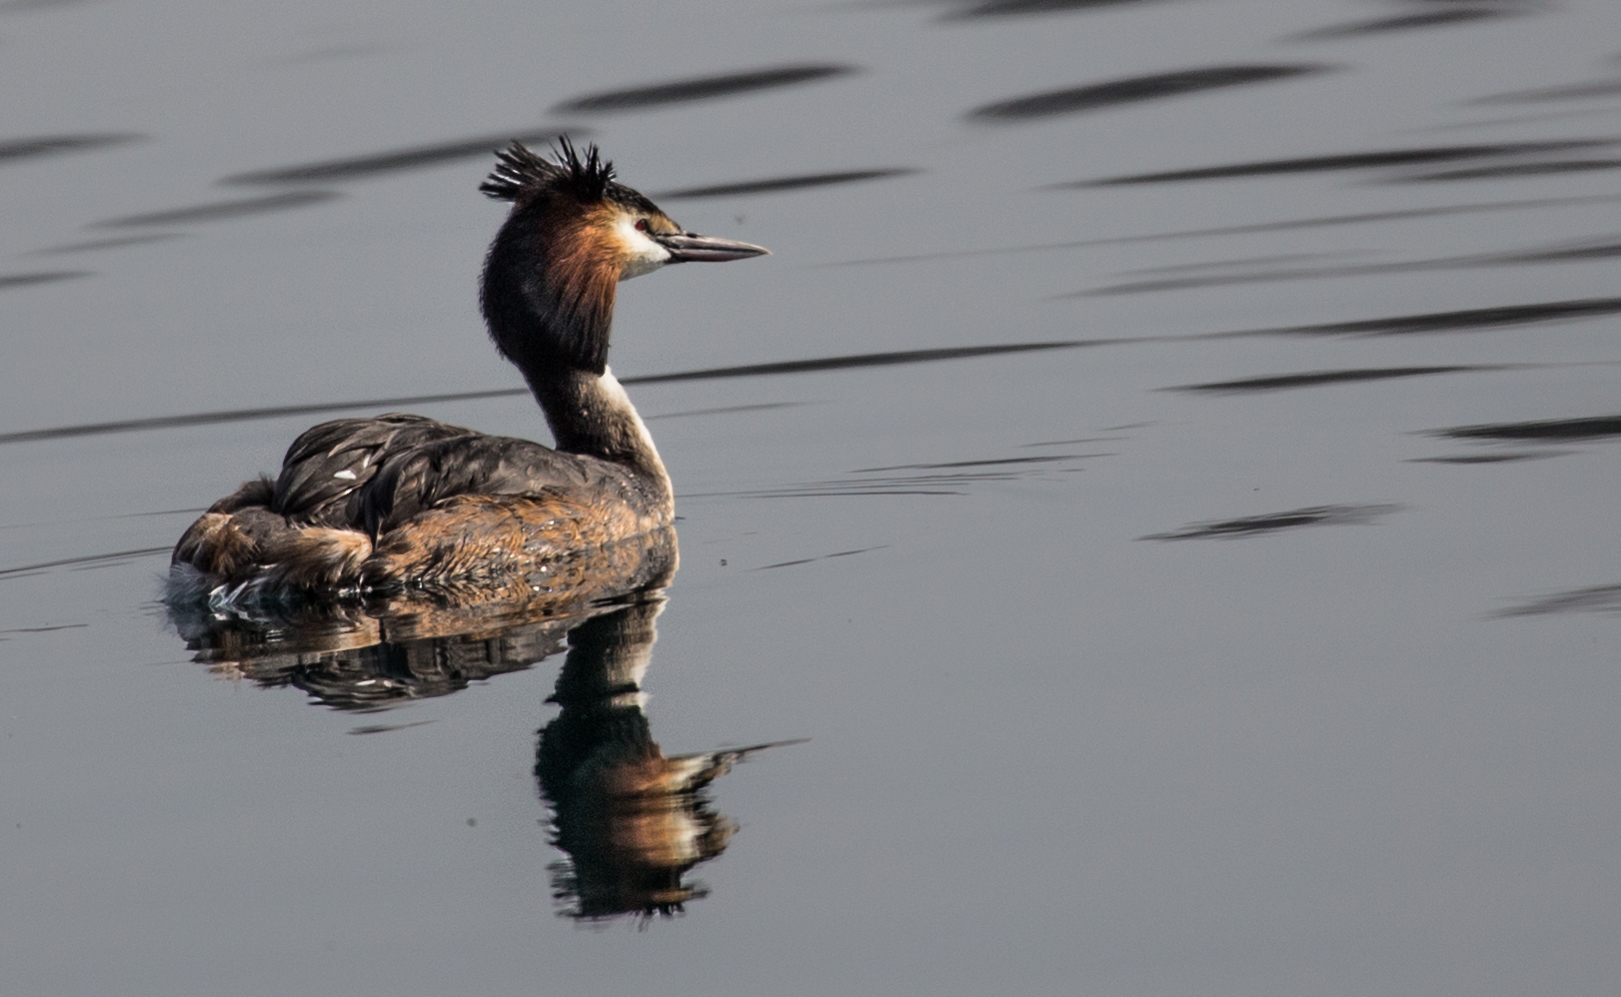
[
  {"xmin": 967, "ymin": 64, "xmax": 1334, "ymax": 121},
  {"xmin": 0, "ymin": 340, "xmax": 1115, "ymax": 447},
  {"xmin": 1286, "ymin": 7, "xmax": 1526, "ymax": 42},
  {"xmin": 938, "ymin": 0, "xmax": 1180, "ymax": 21},
  {"xmin": 1069, "ymin": 139, "xmax": 1618, "ymax": 185},
  {"xmin": 1203, "ymin": 297, "xmax": 1621, "ymax": 339},
  {"xmin": 220, "ymin": 129, "xmax": 577, "ymax": 185},
  {"xmin": 0, "ymin": 271, "xmax": 91, "ymax": 290},
  {"xmin": 1139, "ymin": 504, "xmax": 1405, "ymax": 541},
  {"xmin": 655, "ymin": 168, "xmax": 920, "ymax": 200},
  {"xmin": 1433, "ymin": 414, "xmax": 1621, "ymax": 442},
  {"xmin": 1164, "ymin": 365, "xmax": 1511, "ymax": 394},
  {"xmin": 91, "ymin": 191, "xmax": 343, "ymax": 228},
  {"xmin": 552, "ymin": 65, "xmax": 856, "ymax": 114},
  {"xmin": 0, "ymin": 133, "xmax": 142, "ymax": 164},
  {"xmin": 1494, "ymin": 583, "xmax": 1621, "ymax": 617}
]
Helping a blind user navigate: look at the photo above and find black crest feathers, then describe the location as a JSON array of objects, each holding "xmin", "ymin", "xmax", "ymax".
[{"xmin": 480, "ymin": 137, "xmax": 616, "ymax": 204}]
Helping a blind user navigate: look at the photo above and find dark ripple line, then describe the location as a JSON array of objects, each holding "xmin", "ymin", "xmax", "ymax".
[
  {"xmin": 1082, "ymin": 235, "xmax": 1621, "ymax": 295},
  {"xmin": 222, "ymin": 129, "xmax": 576, "ymax": 185},
  {"xmin": 0, "ymin": 133, "xmax": 142, "ymax": 164},
  {"xmin": 32, "ymin": 233, "xmax": 186, "ymax": 255},
  {"xmin": 1405, "ymin": 160, "xmax": 1621, "ymax": 181},
  {"xmin": 1129, "ymin": 249, "xmax": 1355, "ymax": 276},
  {"xmin": 656, "ymin": 168, "xmax": 920, "ymax": 199},
  {"xmin": 969, "ymin": 64, "xmax": 1332, "ymax": 121},
  {"xmin": 1203, "ymin": 298, "xmax": 1621, "ymax": 339},
  {"xmin": 94, "ymin": 191, "xmax": 342, "ymax": 228},
  {"xmin": 1084, "ymin": 260, "xmax": 1405, "ymax": 295},
  {"xmin": 347, "ymin": 720, "xmax": 437, "ymax": 735},
  {"xmin": 4, "ymin": 309, "xmax": 1605, "ymax": 447},
  {"xmin": 748, "ymin": 489, "xmax": 963, "ymax": 498},
  {"xmin": 1420, "ymin": 109, "xmax": 1621, "ymax": 135},
  {"xmin": 644, "ymin": 402, "xmax": 804, "ymax": 421},
  {"xmin": 0, "ymin": 271, "xmax": 91, "ymax": 290},
  {"xmin": 0, "ymin": 389, "xmax": 530, "ymax": 446},
  {"xmin": 1408, "ymin": 451, "xmax": 1570, "ymax": 465},
  {"xmin": 943, "ymin": 0, "xmax": 1169, "ymax": 20},
  {"xmin": 1071, "ymin": 139, "xmax": 1618, "ymax": 186},
  {"xmin": 553, "ymin": 65, "xmax": 855, "ymax": 113},
  {"xmin": 621, "ymin": 339, "xmax": 1110, "ymax": 384},
  {"xmin": 0, "ymin": 546, "xmax": 171, "ymax": 579},
  {"xmin": 0, "ymin": 340, "xmax": 1108, "ymax": 447},
  {"xmin": 1494, "ymin": 583, "xmax": 1621, "ymax": 617},
  {"xmin": 1473, "ymin": 78, "xmax": 1621, "ymax": 106},
  {"xmin": 756, "ymin": 546, "xmax": 886, "ymax": 571},
  {"xmin": 1435, "ymin": 414, "xmax": 1621, "ymax": 442},
  {"xmin": 851, "ymin": 454, "xmax": 1082, "ymax": 472},
  {"xmin": 825, "ymin": 193, "xmax": 1621, "ymax": 267},
  {"xmin": 1288, "ymin": 8, "xmax": 1517, "ymax": 42},
  {"xmin": 1140, "ymin": 504, "xmax": 1403, "ymax": 541},
  {"xmin": 1167, "ymin": 365, "xmax": 1509, "ymax": 394},
  {"xmin": 693, "ymin": 453, "xmax": 1086, "ymax": 501}
]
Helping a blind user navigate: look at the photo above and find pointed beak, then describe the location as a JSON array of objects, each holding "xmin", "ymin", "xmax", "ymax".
[{"xmin": 658, "ymin": 231, "xmax": 771, "ymax": 263}]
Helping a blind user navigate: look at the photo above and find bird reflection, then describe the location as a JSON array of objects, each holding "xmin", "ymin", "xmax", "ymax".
[
  {"xmin": 169, "ymin": 527, "xmax": 679, "ymax": 709},
  {"xmin": 537, "ymin": 596, "xmax": 799, "ymax": 921},
  {"xmin": 166, "ymin": 528, "xmax": 796, "ymax": 920}
]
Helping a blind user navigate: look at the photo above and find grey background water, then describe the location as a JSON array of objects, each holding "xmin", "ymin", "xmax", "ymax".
[{"xmin": 4, "ymin": 0, "xmax": 1620, "ymax": 992}]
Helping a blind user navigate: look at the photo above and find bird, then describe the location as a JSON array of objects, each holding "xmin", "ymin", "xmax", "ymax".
[{"xmin": 169, "ymin": 139, "xmax": 767, "ymax": 604}]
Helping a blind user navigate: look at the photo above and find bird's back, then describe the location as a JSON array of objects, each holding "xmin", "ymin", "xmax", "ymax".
[{"xmin": 170, "ymin": 413, "xmax": 670, "ymax": 601}]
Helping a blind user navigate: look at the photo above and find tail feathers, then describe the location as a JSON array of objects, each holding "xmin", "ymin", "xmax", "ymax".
[
  {"xmin": 261, "ymin": 527, "xmax": 373, "ymax": 590},
  {"xmin": 171, "ymin": 476, "xmax": 278, "ymax": 577},
  {"xmin": 172, "ymin": 511, "xmax": 261, "ymax": 578},
  {"xmin": 171, "ymin": 482, "xmax": 372, "ymax": 593}
]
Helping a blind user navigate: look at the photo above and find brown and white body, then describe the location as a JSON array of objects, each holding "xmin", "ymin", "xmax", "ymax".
[{"xmin": 169, "ymin": 140, "xmax": 766, "ymax": 605}]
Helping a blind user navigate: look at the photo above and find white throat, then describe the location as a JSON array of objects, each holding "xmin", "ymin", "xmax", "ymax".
[
  {"xmin": 615, "ymin": 216, "xmax": 671, "ymax": 280},
  {"xmin": 600, "ymin": 366, "xmax": 663, "ymax": 464}
]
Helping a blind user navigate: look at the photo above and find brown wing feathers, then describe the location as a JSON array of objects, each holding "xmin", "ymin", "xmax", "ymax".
[
  {"xmin": 271, "ymin": 413, "xmax": 473, "ymax": 526},
  {"xmin": 172, "ymin": 414, "xmax": 641, "ymax": 591}
]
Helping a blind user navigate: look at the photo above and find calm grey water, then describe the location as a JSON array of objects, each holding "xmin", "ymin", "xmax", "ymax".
[{"xmin": 4, "ymin": 0, "xmax": 1621, "ymax": 993}]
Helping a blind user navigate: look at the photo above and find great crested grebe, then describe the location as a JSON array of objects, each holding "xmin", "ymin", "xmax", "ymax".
[{"xmin": 170, "ymin": 139, "xmax": 767, "ymax": 600}]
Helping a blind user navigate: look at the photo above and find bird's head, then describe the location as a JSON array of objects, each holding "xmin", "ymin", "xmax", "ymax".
[{"xmin": 479, "ymin": 139, "xmax": 768, "ymax": 376}]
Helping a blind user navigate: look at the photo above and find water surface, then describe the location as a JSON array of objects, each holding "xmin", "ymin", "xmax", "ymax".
[{"xmin": 4, "ymin": 1, "xmax": 1620, "ymax": 994}]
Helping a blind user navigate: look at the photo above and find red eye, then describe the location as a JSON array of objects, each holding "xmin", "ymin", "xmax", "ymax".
[{"xmin": 634, "ymin": 219, "xmax": 649, "ymax": 232}]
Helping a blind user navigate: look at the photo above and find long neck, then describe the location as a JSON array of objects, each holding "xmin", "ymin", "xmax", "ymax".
[
  {"xmin": 524, "ymin": 366, "xmax": 672, "ymax": 501},
  {"xmin": 481, "ymin": 208, "xmax": 671, "ymax": 504}
]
